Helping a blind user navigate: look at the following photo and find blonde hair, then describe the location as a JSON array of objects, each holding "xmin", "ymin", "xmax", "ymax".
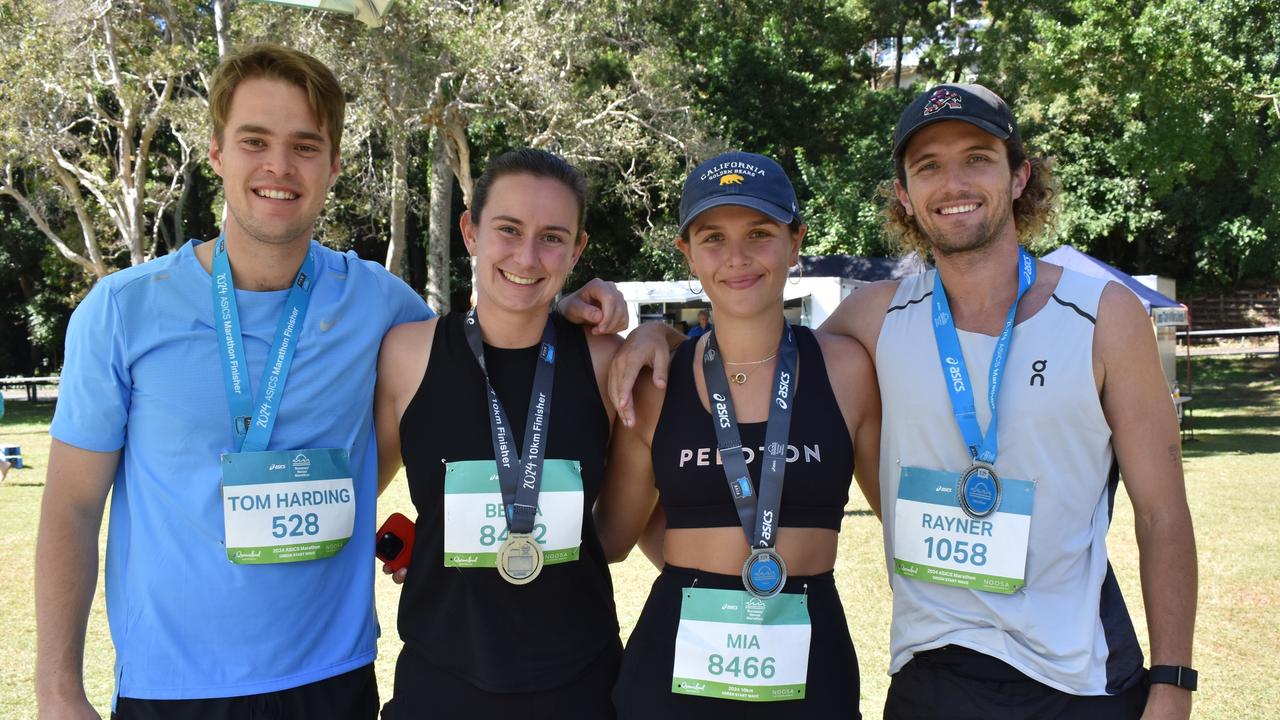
[
  {"xmin": 882, "ymin": 153, "xmax": 1060, "ymax": 258},
  {"xmin": 209, "ymin": 43, "xmax": 345, "ymax": 159}
]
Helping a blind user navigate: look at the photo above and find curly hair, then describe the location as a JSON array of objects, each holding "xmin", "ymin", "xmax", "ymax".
[{"xmin": 881, "ymin": 143, "xmax": 1059, "ymax": 258}]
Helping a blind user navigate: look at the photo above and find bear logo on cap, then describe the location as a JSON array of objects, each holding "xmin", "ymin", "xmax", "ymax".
[{"xmin": 719, "ymin": 173, "xmax": 745, "ymax": 186}]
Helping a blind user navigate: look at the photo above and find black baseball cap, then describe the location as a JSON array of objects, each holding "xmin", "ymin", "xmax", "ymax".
[
  {"xmin": 678, "ymin": 151, "xmax": 801, "ymax": 236},
  {"xmin": 892, "ymin": 83, "xmax": 1020, "ymax": 160}
]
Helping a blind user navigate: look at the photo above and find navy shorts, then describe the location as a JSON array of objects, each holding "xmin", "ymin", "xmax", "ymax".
[
  {"xmin": 884, "ymin": 645, "xmax": 1149, "ymax": 720},
  {"xmin": 112, "ymin": 663, "xmax": 377, "ymax": 720},
  {"xmin": 613, "ymin": 564, "xmax": 861, "ymax": 719}
]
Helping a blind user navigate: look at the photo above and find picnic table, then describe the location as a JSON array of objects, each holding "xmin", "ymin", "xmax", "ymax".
[{"xmin": 0, "ymin": 376, "xmax": 60, "ymax": 402}]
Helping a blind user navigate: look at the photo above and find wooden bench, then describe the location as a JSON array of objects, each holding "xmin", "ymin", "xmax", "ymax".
[{"xmin": 1180, "ymin": 327, "xmax": 1280, "ymax": 358}]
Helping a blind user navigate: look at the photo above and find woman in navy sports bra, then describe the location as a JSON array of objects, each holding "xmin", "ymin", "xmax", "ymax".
[{"xmin": 598, "ymin": 151, "xmax": 880, "ymax": 718}]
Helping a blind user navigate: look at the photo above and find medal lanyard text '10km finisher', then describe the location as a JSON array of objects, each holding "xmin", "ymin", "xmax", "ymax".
[
  {"xmin": 931, "ymin": 248, "xmax": 1036, "ymax": 519},
  {"xmin": 212, "ymin": 236, "xmax": 315, "ymax": 452},
  {"xmin": 703, "ymin": 323, "xmax": 798, "ymax": 599},
  {"xmin": 464, "ymin": 309, "xmax": 557, "ymax": 585}
]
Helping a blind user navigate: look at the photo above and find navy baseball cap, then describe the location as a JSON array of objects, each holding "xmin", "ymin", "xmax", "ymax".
[
  {"xmin": 892, "ymin": 83, "xmax": 1020, "ymax": 160},
  {"xmin": 678, "ymin": 151, "xmax": 801, "ymax": 236}
]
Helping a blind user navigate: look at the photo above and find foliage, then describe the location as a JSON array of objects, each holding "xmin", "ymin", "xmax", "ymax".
[
  {"xmin": 229, "ymin": 0, "xmax": 708, "ymax": 305},
  {"xmin": 0, "ymin": 0, "xmax": 212, "ymax": 276},
  {"xmin": 1, "ymin": 0, "xmax": 1278, "ymax": 373},
  {"xmin": 978, "ymin": 0, "xmax": 1280, "ymax": 287}
]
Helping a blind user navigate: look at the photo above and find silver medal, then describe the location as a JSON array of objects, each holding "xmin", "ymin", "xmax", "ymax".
[
  {"xmin": 741, "ymin": 547, "xmax": 788, "ymax": 599},
  {"xmin": 957, "ymin": 461, "xmax": 1002, "ymax": 519}
]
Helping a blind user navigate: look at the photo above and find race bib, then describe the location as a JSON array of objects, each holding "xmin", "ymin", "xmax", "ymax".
[
  {"xmin": 220, "ymin": 448, "xmax": 354, "ymax": 564},
  {"xmin": 672, "ymin": 587, "xmax": 811, "ymax": 702},
  {"xmin": 893, "ymin": 465, "xmax": 1035, "ymax": 594},
  {"xmin": 443, "ymin": 458, "xmax": 584, "ymax": 568}
]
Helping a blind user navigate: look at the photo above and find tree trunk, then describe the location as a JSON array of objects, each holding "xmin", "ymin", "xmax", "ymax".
[
  {"xmin": 894, "ymin": 22, "xmax": 905, "ymax": 89},
  {"xmin": 172, "ymin": 159, "xmax": 195, "ymax": 251},
  {"xmin": 427, "ymin": 129, "xmax": 452, "ymax": 314},
  {"xmin": 214, "ymin": 0, "xmax": 232, "ymax": 57},
  {"xmin": 17, "ymin": 275, "xmax": 39, "ymax": 373},
  {"xmin": 385, "ymin": 127, "xmax": 408, "ymax": 279},
  {"xmin": 440, "ymin": 114, "xmax": 474, "ymax": 307}
]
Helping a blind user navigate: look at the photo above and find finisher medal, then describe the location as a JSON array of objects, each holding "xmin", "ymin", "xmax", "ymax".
[
  {"xmin": 930, "ymin": 248, "xmax": 1035, "ymax": 520},
  {"xmin": 464, "ymin": 309, "xmax": 558, "ymax": 586},
  {"xmin": 957, "ymin": 462, "xmax": 1002, "ymax": 519},
  {"xmin": 496, "ymin": 533, "xmax": 544, "ymax": 585},
  {"xmin": 702, "ymin": 324, "xmax": 799, "ymax": 599},
  {"xmin": 742, "ymin": 548, "xmax": 788, "ymax": 599}
]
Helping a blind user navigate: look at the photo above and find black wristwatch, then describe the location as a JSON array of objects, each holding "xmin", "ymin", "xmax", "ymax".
[{"xmin": 1149, "ymin": 665, "xmax": 1198, "ymax": 691}]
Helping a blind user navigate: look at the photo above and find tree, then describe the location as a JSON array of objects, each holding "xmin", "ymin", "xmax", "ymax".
[
  {"xmin": 977, "ymin": 0, "xmax": 1280, "ymax": 286},
  {"xmin": 0, "ymin": 0, "xmax": 209, "ymax": 278},
  {"xmin": 238, "ymin": 0, "xmax": 708, "ymax": 309}
]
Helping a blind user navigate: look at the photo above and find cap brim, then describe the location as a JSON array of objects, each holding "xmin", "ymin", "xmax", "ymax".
[
  {"xmin": 893, "ymin": 116, "xmax": 1012, "ymax": 159},
  {"xmin": 678, "ymin": 195, "xmax": 796, "ymax": 236}
]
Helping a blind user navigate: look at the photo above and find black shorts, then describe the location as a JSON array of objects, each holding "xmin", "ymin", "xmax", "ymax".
[
  {"xmin": 112, "ymin": 663, "xmax": 377, "ymax": 720},
  {"xmin": 884, "ymin": 645, "xmax": 1149, "ymax": 720},
  {"xmin": 613, "ymin": 564, "xmax": 861, "ymax": 719},
  {"xmin": 381, "ymin": 640, "xmax": 621, "ymax": 720}
]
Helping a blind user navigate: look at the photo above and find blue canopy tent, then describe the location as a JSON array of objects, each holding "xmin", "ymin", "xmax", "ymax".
[
  {"xmin": 1043, "ymin": 246, "xmax": 1193, "ymax": 416},
  {"xmin": 1043, "ymin": 246, "xmax": 1183, "ymax": 312}
]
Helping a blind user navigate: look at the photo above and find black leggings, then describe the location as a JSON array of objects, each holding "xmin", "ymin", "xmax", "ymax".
[
  {"xmin": 613, "ymin": 564, "xmax": 861, "ymax": 719},
  {"xmin": 382, "ymin": 640, "xmax": 621, "ymax": 720}
]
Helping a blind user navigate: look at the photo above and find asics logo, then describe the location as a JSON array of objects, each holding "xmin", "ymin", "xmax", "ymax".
[{"xmin": 945, "ymin": 356, "xmax": 966, "ymax": 392}]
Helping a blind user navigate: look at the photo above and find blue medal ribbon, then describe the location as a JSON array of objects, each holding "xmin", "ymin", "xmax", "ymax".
[
  {"xmin": 930, "ymin": 247, "xmax": 1036, "ymax": 465},
  {"xmin": 211, "ymin": 237, "xmax": 316, "ymax": 453}
]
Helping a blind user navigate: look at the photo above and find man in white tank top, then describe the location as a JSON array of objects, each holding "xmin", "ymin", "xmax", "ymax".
[
  {"xmin": 607, "ymin": 84, "xmax": 1196, "ymax": 720},
  {"xmin": 823, "ymin": 84, "xmax": 1198, "ymax": 720}
]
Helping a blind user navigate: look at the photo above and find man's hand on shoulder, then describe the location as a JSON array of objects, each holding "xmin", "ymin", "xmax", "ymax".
[
  {"xmin": 609, "ymin": 322, "xmax": 685, "ymax": 428},
  {"xmin": 557, "ymin": 278, "xmax": 627, "ymax": 335}
]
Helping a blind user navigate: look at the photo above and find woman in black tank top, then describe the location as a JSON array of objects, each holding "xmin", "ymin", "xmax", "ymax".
[
  {"xmin": 373, "ymin": 149, "xmax": 625, "ymax": 719},
  {"xmin": 597, "ymin": 152, "xmax": 881, "ymax": 718}
]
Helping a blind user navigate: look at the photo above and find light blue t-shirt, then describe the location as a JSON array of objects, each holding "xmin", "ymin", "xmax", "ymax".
[{"xmin": 51, "ymin": 239, "xmax": 431, "ymax": 701}]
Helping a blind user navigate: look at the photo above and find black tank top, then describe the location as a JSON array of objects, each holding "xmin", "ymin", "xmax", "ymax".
[
  {"xmin": 652, "ymin": 325, "xmax": 853, "ymax": 531},
  {"xmin": 397, "ymin": 311, "xmax": 617, "ymax": 693}
]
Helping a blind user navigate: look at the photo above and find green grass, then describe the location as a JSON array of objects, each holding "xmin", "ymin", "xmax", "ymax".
[{"xmin": 3, "ymin": 356, "xmax": 1277, "ymax": 717}]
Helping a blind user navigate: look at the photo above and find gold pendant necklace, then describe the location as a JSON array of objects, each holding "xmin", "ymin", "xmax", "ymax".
[{"xmin": 725, "ymin": 352, "xmax": 777, "ymax": 385}]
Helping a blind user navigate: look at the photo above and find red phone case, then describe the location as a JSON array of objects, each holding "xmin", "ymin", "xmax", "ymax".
[{"xmin": 375, "ymin": 512, "xmax": 415, "ymax": 572}]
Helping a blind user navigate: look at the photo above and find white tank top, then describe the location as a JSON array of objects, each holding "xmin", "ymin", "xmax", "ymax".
[{"xmin": 876, "ymin": 266, "xmax": 1144, "ymax": 695}]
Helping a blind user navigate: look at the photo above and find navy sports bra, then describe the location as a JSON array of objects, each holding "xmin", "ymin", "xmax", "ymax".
[{"xmin": 652, "ymin": 325, "xmax": 854, "ymax": 531}]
